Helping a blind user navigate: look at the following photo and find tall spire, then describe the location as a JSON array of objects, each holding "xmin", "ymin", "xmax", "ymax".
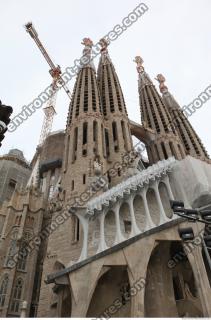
[
  {"xmin": 97, "ymin": 39, "xmax": 133, "ymax": 184},
  {"xmin": 134, "ymin": 56, "xmax": 185, "ymax": 163},
  {"xmin": 97, "ymin": 38, "xmax": 129, "ymax": 116},
  {"xmin": 156, "ymin": 74, "xmax": 210, "ymax": 162},
  {"xmin": 62, "ymin": 38, "xmax": 106, "ymax": 199}
]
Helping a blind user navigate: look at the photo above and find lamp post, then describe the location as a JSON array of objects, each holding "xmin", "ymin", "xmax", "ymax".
[{"xmin": 170, "ymin": 200, "xmax": 211, "ymax": 271}]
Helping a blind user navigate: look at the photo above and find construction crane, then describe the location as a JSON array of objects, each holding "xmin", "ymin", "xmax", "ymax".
[
  {"xmin": 25, "ymin": 22, "xmax": 71, "ymax": 186},
  {"xmin": 25, "ymin": 21, "xmax": 71, "ymax": 145}
]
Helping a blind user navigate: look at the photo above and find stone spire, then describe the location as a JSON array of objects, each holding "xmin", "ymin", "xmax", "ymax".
[
  {"xmin": 62, "ymin": 38, "xmax": 106, "ymax": 199},
  {"xmin": 97, "ymin": 39, "xmax": 133, "ymax": 184},
  {"xmin": 134, "ymin": 56, "xmax": 185, "ymax": 163},
  {"xmin": 156, "ymin": 74, "xmax": 210, "ymax": 162}
]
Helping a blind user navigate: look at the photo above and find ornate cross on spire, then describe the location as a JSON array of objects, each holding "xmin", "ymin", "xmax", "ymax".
[
  {"xmin": 133, "ymin": 56, "xmax": 144, "ymax": 73},
  {"xmin": 81, "ymin": 37, "xmax": 93, "ymax": 65},
  {"xmin": 99, "ymin": 38, "xmax": 109, "ymax": 55},
  {"xmin": 155, "ymin": 74, "xmax": 168, "ymax": 94}
]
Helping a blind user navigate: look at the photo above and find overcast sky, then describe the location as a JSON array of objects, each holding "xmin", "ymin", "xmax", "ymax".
[{"xmin": 1, "ymin": 0, "xmax": 211, "ymax": 162}]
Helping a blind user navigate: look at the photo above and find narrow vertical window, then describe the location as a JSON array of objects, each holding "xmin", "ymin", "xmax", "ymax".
[
  {"xmin": 72, "ymin": 127, "xmax": 78, "ymax": 162},
  {"xmin": 83, "ymin": 174, "xmax": 86, "ymax": 185},
  {"xmin": 76, "ymin": 218, "xmax": 80, "ymax": 241},
  {"xmin": 93, "ymin": 121, "xmax": 98, "ymax": 142},
  {"xmin": 121, "ymin": 120, "xmax": 128, "ymax": 150},
  {"xmin": 178, "ymin": 144, "xmax": 184, "ymax": 158},
  {"xmin": 112, "ymin": 121, "xmax": 119, "ymax": 152},
  {"xmin": 101, "ymin": 124, "xmax": 106, "ymax": 158},
  {"xmin": 155, "ymin": 144, "xmax": 160, "ymax": 161},
  {"xmin": 65, "ymin": 135, "xmax": 70, "ymax": 171},
  {"xmin": 105, "ymin": 128, "xmax": 110, "ymax": 157},
  {"xmin": 161, "ymin": 142, "xmax": 168, "ymax": 159},
  {"xmin": 82, "ymin": 122, "xmax": 88, "ymax": 156},
  {"xmin": 0, "ymin": 274, "xmax": 9, "ymax": 307},
  {"xmin": 169, "ymin": 141, "xmax": 176, "ymax": 158},
  {"xmin": 10, "ymin": 278, "xmax": 23, "ymax": 313},
  {"xmin": 84, "ymin": 69, "xmax": 89, "ymax": 112},
  {"xmin": 17, "ymin": 242, "xmax": 28, "ymax": 271},
  {"xmin": 71, "ymin": 180, "xmax": 74, "ymax": 191},
  {"xmin": 83, "ymin": 122, "xmax": 88, "ymax": 145},
  {"xmin": 93, "ymin": 121, "xmax": 98, "ymax": 155}
]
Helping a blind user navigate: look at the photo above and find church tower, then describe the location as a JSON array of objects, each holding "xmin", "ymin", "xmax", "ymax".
[
  {"xmin": 156, "ymin": 74, "xmax": 210, "ymax": 162},
  {"xmin": 97, "ymin": 39, "xmax": 133, "ymax": 184},
  {"xmin": 62, "ymin": 38, "xmax": 107, "ymax": 199},
  {"xmin": 134, "ymin": 56, "xmax": 186, "ymax": 164}
]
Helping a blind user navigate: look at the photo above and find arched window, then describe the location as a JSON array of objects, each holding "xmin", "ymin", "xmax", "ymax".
[
  {"xmin": 0, "ymin": 274, "xmax": 9, "ymax": 307},
  {"xmin": 30, "ymin": 217, "xmax": 34, "ymax": 226},
  {"xmin": 112, "ymin": 121, "xmax": 119, "ymax": 152},
  {"xmin": 10, "ymin": 278, "xmax": 23, "ymax": 313},
  {"xmin": 15, "ymin": 215, "xmax": 22, "ymax": 226},
  {"xmin": 25, "ymin": 216, "xmax": 34, "ymax": 227},
  {"xmin": 6, "ymin": 239, "xmax": 17, "ymax": 268}
]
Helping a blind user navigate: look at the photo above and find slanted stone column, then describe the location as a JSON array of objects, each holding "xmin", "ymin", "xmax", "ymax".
[
  {"xmin": 127, "ymin": 195, "xmax": 140, "ymax": 236},
  {"xmin": 185, "ymin": 243, "xmax": 211, "ymax": 316},
  {"xmin": 140, "ymin": 188, "xmax": 155, "ymax": 230},
  {"xmin": 114, "ymin": 202, "xmax": 125, "ymax": 244},
  {"xmin": 162, "ymin": 175, "xmax": 174, "ymax": 200},
  {"xmin": 152, "ymin": 180, "xmax": 169, "ymax": 224},
  {"xmin": 97, "ymin": 210, "xmax": 108, "ymax": 253},
  {"xmin": 76, "ymin": 214, "xmax": 89, "ymax": 261},
  {"xmin": 162, "ymin": 175, "xmax": 176, "ymax": 219}
]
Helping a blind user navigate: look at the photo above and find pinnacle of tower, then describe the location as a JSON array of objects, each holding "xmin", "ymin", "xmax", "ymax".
[
  {"xmin": 97, "ymin": 38, "xmax": 128, "ymax": 116},
  {"xmin": 155, "ymin": 74, "xmax": 168, "ymax": 94},
  {"xmin": 98, "ymin": 38, "xmax": 112, "ymax": 64},
  {"xmin": 155, "ymin": 74, "xmax": 180, "ymax": 110},
  {"xmin": 133, "ymin": 56, "xmax": 153, "ymax": 88},
  {"xmin": 66, "ymin": 38, "xmax": 103, "ymax": 127},
  {"xmin": 134, "ymin": 55, "xmax": 175, "ymax": 134},
  {"xmin": 134, "ymin": 55, "xmax": 187, "ymax": 162},
  {"xmin": 155, "ymin": 74, "xmax": 210, "ymax": 161},
  {"xmin": 80, "ymin": 37, "xmax": 95, "ymax": 71}
]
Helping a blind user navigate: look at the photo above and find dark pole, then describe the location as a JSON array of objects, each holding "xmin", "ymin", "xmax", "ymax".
[{"xmin": 202, "ymin": 238, "xmax": 211, "ymax": 272}]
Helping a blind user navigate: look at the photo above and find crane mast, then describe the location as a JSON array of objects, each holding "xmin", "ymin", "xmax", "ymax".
[
  {"xmin": 25, "ymin": 22, "xmax": 71, "ymax": 187},
  {"xmin": 25, "ymin": 22, "xmax": 71, "ymax": 102}
]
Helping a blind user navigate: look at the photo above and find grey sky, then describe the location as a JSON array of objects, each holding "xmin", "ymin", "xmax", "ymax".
[{"xmin": 1, "ymin": 0, "xmax": 211, "ymax": 161}]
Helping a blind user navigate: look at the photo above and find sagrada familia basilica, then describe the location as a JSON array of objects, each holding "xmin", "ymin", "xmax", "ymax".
[{"xmin": 0, "ymin": 37, "xmax": 211, "ymax": 317}]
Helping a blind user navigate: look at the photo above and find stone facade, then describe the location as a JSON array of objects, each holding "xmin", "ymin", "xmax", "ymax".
[
  {"xmin": 0, "ymin": 39, "xmax": 211, "ymax": 318},
  {"xmin": 157, "ymin": 74, "xmax": 210, "ymax": 163},
  {"xmin": 0, "ymin": 149, "xmax": 31, "ymax": 206}
]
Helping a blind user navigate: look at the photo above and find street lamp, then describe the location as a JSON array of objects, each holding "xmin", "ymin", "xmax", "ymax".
[
  {"xmin": 178, "ymin": 227, "xmax": 194, "ymax": 241},
  {"xmin": 170, "ymin": 200, "xmax": 211, "ymax": 225},
  {"xmin": 170, "ymin": 200, "xmax": 211, "ymax": 271}
]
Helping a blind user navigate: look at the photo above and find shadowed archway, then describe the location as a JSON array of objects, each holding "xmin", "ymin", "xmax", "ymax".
[{"xmin": 86, "ymin": 266, "xmax": 131, "ymax": 318}]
